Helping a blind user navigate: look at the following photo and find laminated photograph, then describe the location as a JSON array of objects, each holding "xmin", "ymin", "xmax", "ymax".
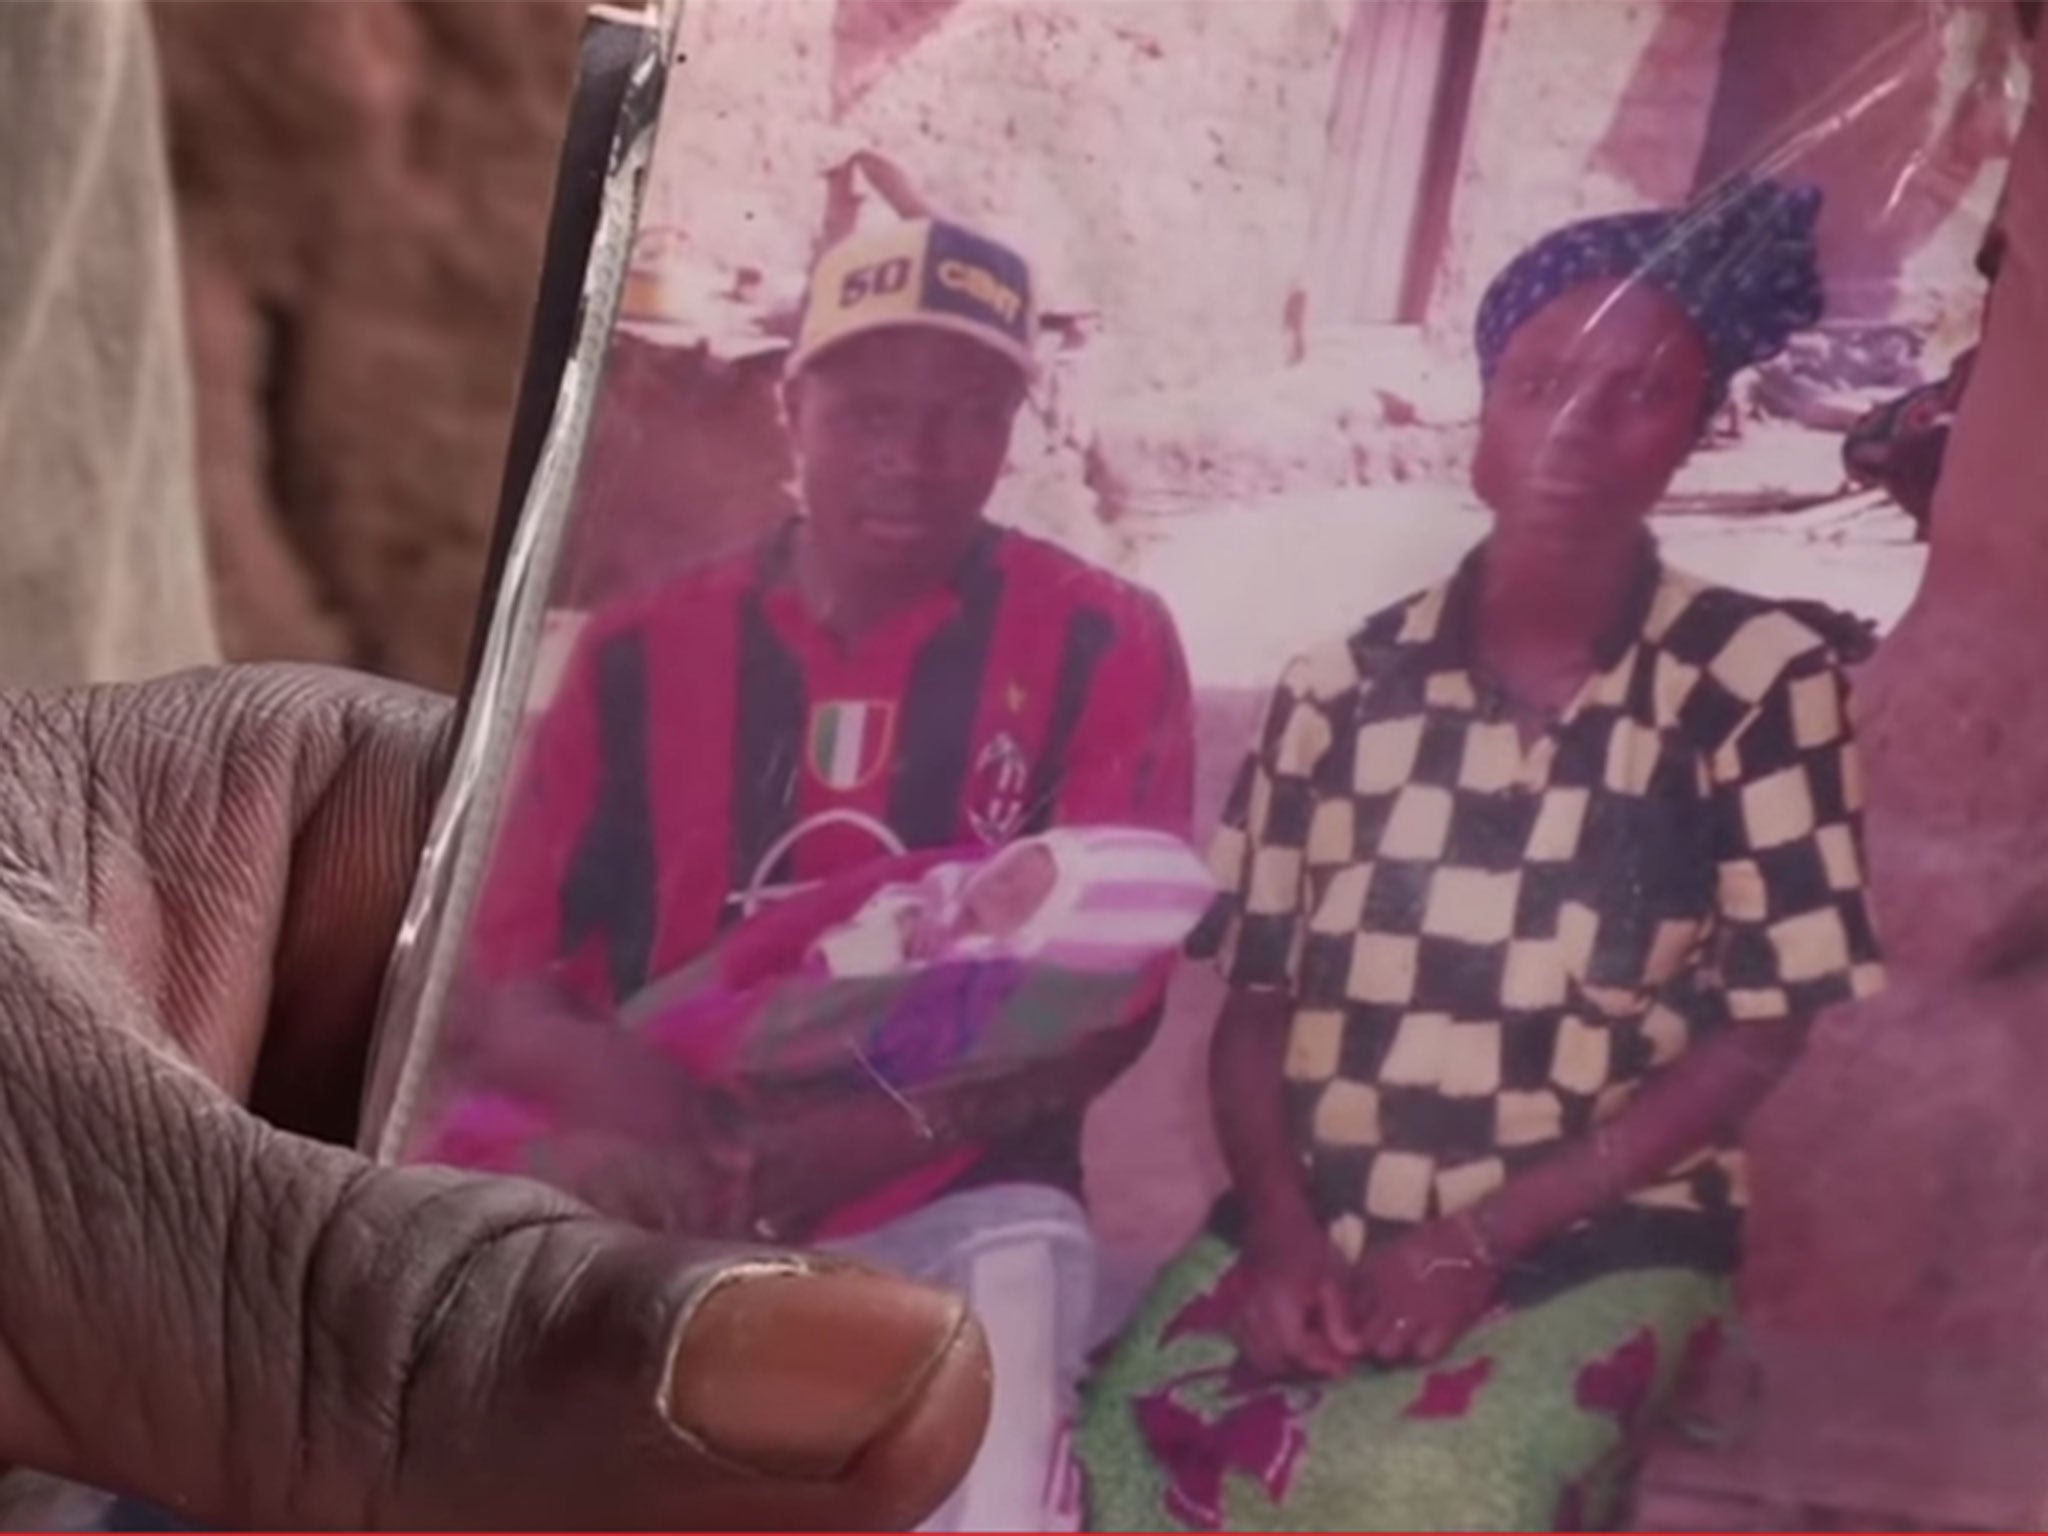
[{"xmin": 360, "ymin": 1, "xmax": 2037, "ymax": 1528}]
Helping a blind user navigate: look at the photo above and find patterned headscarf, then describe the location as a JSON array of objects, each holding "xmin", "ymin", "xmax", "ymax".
[{"xmin": 1474, "ymin": 178, "xmax": 1826, "ymax": 413}]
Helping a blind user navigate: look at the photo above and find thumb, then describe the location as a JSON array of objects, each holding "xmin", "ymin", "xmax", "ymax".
[{"xmin": 0, "ymin": 919, "xmax": 988, "ymax": 1530}]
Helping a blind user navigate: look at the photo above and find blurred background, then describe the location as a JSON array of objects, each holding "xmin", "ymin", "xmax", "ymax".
[
  {"xmin": 154, "ymin": 0, "xmax": 2028, "ymax": 698},
  {"xmin": 152, "ymin": 0, "xmax": 588, "ymax": 690}
]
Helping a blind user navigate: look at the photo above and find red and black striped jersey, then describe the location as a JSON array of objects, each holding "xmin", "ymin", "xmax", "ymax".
[{"xmin": 469, "ymin": 520, "xmax": 1196, "ymax": 1009}]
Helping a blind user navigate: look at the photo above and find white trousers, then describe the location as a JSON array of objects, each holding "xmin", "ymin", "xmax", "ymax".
[{"xmin": 827, "ymin": 1183, "xmax": 1097, "ymax": 1533}]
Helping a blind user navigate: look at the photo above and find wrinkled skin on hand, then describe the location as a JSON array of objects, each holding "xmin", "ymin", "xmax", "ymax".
[{"xmin": 0, "ymin": 664, "xmax": 989, "ymax": 1530}]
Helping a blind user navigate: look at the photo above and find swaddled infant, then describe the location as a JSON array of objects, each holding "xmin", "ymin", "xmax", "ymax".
[{"xmin": 808, "ymin": 825, "xmax": 1217, "ymax": 980}]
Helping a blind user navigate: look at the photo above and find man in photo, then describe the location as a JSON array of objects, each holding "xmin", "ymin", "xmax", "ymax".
[{"xmin": 451, "ymin": 216, "xmax": 1197, "ymax": 1531}]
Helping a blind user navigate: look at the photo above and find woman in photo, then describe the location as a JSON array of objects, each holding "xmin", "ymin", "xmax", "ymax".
[{"xmin": 1075, "ymin": 180, "xmax": 1885, "ymax": 1531}]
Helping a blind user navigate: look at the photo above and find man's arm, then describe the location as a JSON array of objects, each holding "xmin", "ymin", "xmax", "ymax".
[
  {"xmin": 1054, "ymin": 589, "xmax": 1197, "ymax": 837},
  {"xmin": 464, "ymin": 613, "xmax": 609, "ymax": 994},
  {"xmin": 743, "ymin": 1022, "xmax": 1154, "ymax": 1240}
]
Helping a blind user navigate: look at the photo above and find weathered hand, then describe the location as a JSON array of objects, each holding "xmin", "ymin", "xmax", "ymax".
[{"xmin": 0, "ymin": 664, "xmax": 988, "ymax": 1529}]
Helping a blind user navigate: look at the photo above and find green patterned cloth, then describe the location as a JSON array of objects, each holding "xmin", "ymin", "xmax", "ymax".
[{"xmin": 1077, "ymin": 1234, "xmax": 1728, "ymax": 1532}]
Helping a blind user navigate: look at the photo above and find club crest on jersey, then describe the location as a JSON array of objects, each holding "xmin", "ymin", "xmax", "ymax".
[
  {"xmin": 807, "ymin": 700, "xmax": 895, "ymax": 791},
  {"xmin": 967, "ymin": 730, "xmax": 1032, "ymax": 845}
]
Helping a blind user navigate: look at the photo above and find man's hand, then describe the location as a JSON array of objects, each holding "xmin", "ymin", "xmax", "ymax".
[
  {"xmin": 1230, "ymin": 1207, "xmax": 1360, "ymax": 1381},
  {"xmin": 0, "ymin": 664, "xmax": 989, "ymax": 1529},
  {"xmin": 431, "ymin": 980, "xmax": 762, "ymax": 1238},
  {"xmin": 1348, "ymin": 1217, "xmax": 1501, "ymax": 1367},
  {"xmin": 737, "ymin": 1011, "xmax": 1156, "ymax": 1246}
]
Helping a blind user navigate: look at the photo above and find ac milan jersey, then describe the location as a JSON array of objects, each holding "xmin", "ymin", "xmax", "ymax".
[{"xmin": 469, "ymin": 520, "xmax": 1196, "ymax": 1008}]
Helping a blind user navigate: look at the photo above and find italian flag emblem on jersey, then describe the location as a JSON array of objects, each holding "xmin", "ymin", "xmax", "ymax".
[{"xmin": 807, "ymin": 700, "xmax": 895, "ymax": 791}]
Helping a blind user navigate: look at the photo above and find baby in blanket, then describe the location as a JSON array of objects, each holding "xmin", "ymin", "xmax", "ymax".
[
  {"xmin": 809, "ymin": 825, "xmax": 1217, "ymax": 980},
  {"xmin": 416, "ymin": 825, "xmax": 1217, "ymax": 1229}
]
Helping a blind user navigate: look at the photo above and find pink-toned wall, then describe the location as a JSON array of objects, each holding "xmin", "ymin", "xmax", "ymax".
[
  {"xmin": 645, "ymin": 0, "xmax": 1350, "ymax": 397},
  {"xmin": 1433, "ymin": 1, "xmax": 2016, "ymax": 346},
  {"xmin": 160, "ymin": 0, "xmax": 2016, "ymax": 683},
  {"xmin": 1427, "ymin": 0, "xmax": 1735, "ymax": 339}
]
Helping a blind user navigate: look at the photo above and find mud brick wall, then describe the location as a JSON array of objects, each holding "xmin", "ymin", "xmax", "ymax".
[
  {"xmin": 152, "ymin": 0, "xmax": 584, "ymax": 689},
  {"xmin": 1428, "ymin": 0, "xmax": 1733, "ymax": 336},
  {"xmin": 154, "ymin": 0, "xmax": 1355, "ymax": 682},
  {"xmin": 151, "ymin": 0, "xmax": 2014, "ymax": 686},
  {"xmin": 646, "ymin": 0, "xmax": 1349, "ymax": 397}
]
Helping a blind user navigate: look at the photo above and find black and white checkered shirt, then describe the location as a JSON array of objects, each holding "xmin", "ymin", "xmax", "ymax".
[{"xmin": 1197, "ymin": 546, "xmax": 1884, "ymax": 1266}]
